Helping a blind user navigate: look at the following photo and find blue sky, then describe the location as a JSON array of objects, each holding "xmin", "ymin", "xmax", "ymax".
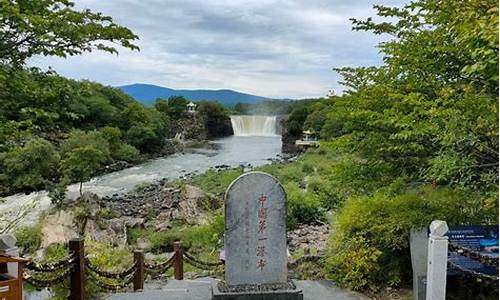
[{"xmin": 30, "ymin": 0, "xmax": 405, "ymax": 99}]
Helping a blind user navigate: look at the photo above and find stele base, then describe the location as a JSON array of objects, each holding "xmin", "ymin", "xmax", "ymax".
[{"xmin": 211, "ymin": 281, "xmax": 303, "ymax": 300}]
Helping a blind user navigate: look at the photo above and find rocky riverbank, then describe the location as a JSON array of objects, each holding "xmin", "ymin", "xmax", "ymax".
[
  {"xmin": 32, "ymin": 166, "xmax": 327, "ymax": 257},
  {"xmin": 288, "ymin": 223, "xmax": 330, "ymax": 253}
]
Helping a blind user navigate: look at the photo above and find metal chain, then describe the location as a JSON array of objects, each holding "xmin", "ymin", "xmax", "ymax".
[
  {"xmin": 23, "ymin": 264, "xmax": 74, "ymax": 288},
  {"xmin": 448, "ymin": 260, "xmax": 499, "ymax": 283},
  {"xmin": 85, "ymin": 258, "xmax": 137, "ymax": 280},
  {"xmin": 144, "ymin": 254, "xmax": 175, "ymax": 271},
  {"xmin": 449, "ymin": 243, "xmax": 499, "ymax": 268},
  {"xmin": 25, "ymin": 253, "xmax": 76, "ymax": 272},
  {"xmin": 183, "ymin": 255, "xmax": 217, "ymax": 271},
  {"xmin": 183, "ymin": 252, "xmax": 224, "ymax": 267},
  {"xmin": 88, "ymin": 272, "xmax": 135, "ymax": 291}
]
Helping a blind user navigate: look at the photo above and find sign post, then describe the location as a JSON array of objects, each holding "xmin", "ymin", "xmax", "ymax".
[{"xmin": 425, "ymin": 220, "xmax": 448, "ymax": 300}]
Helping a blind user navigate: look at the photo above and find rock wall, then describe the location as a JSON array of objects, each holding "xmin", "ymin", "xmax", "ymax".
[{"xmin": 279, "ymin": 116, "xmax": 300, "ymax": 154}]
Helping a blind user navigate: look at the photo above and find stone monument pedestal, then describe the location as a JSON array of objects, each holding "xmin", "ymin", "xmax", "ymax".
[{"xmin": 211, "ymin": 281, "xmax": 303, "ymax": 300}]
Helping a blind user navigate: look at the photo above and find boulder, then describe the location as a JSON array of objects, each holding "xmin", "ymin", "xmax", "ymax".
[
  {"xmin": 85, "ymin": 218, "xmax": 127, "ymax": 246},
  {"xmin": 183, "ymin": 185, "xmax": 206, "ymax": 203},
  {"xmin": 122, "ymin": 217, "xmax": 145, "ymax": 229},
  {"xmin": 40, "ymin": 211, "xmax": 79, "ymax": 248}
]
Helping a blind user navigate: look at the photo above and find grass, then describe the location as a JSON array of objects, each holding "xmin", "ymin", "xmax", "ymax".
[
  {"xmin": 14, "ymin": 223, "xmax": 43, "ymax": 255},
  {"xmin": 129, "ymin": 212, "xmax": 224, "ymax": 254},
  {"xmin": 187, "ymin": 167, "xmax": 244, "ymax": 195}
]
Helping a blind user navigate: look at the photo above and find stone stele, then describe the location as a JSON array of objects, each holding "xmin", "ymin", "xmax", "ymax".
[{"xmin": 224, "ymin": 171, "xmax": 288, "ymax": 286}]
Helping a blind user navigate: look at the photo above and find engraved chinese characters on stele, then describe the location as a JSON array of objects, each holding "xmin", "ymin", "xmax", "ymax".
[{"xmin": 224, "ymin": 172, "xmax": 287, "ymax": 286}]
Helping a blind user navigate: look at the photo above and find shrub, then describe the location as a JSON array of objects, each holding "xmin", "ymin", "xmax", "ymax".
[
  {"xmin": 113, "ymin": 143, "xmax": 139, "ymax": 162},
  {"xmin": 15, "ymin": 224, "xmax": 42, "ymax": 254},
  {"xmin": 285, "ymin": 182, "xmax": 323, "ymax": 228},
  {"xmin": 142, "ymin": 213, "xmax": 224, "ymax": 254},
  {"xmin": 326, "ymin": 236, "xmax": 382, "ymax": 291},
  {"xmin": 325, "ymin": 186, "xmax": 498, "ymax": 291},
  {"xmin": 2, "ymin": 138, "xmax": 59, "ymax": 191},
  {"xmin": 307, "ymin": 176, "xmax": 341, "ymax": 210}
]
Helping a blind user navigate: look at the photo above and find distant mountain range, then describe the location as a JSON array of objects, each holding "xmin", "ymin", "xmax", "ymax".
[{"xmin": 119, "ymin": 83, "xmax": 281, "ymax": 107}]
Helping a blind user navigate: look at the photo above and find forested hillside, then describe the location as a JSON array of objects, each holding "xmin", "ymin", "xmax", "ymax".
[{"xmin": 0, "ymin": 1, "xmax": 232, "ymax": 197}]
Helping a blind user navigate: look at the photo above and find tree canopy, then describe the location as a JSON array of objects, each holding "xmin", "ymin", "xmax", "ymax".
[{"xmin": 0, "ymin": 0, "xmax": 139, "ymax": 65}]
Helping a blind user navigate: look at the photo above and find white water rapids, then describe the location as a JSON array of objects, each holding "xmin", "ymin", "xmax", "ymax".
[{"xmin": 0, "ymin": 136, "xmax": 282, "ymax": 225}]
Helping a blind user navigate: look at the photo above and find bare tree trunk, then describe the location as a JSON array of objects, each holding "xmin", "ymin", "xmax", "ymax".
[{"xmin": 79, "ymin": 181, "xmax": 83, "ymax": 196}]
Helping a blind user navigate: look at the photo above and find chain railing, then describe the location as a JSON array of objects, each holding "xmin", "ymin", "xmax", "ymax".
[
  {"xmin": 85, "ymin": 258, "xmax": 137, "ymax": 280},
  {"xmin": 88, "ymin": 271, "xmax": 136, "ymax": 291},
  {"xmin": 144, "ymin": 253, "xmax": 175, "ymax": 272},
  {"xmin": 287, "ymin": 254, "xmax": 323, "ymax": 269},
  {"xmin": 14, "ymin": 239, "xmax": 328, "ymax": 299},
  {"xmin": 183, "ymin": 251, "xmax": 224, "ymax": 271},
  {"xmin": 23, "ymin": 251, "xmax": 77, "ymax": 289},
  {"xmin": 23, "ymin": 263, "xmax": 74, "ymax": 288},
  {"xmin": 25, "ymin": 252, "xmax": 77, "ymax": 272}
]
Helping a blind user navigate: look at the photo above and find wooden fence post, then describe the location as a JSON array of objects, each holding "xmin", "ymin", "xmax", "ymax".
[
  {"xmin": 133, "ymin": 250, "xmax": 144, "ymax": 291},
  {"xmin": 69, "ymin": 238, "xmax": 85, "ymax": 300},
  {"xmin": 173, "ymin": 241, "xmax": 183, "ymax": 280},
  {"xmin": 17, "ymin": 261, "xmax": 25, "ymax": 300}
]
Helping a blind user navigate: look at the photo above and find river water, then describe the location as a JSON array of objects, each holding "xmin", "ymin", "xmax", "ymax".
[{"xmin": 0, "ymin": 135, "xmax": 282, "ymax": 223}]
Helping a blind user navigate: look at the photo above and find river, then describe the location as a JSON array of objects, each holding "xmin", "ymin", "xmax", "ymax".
[{"xmin": 0, "ymin": 135, "xmax": 282, "ymax": 223}]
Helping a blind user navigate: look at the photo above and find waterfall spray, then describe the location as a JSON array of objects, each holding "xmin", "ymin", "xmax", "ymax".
[{"xmin": 230, "ymin": 115, "xmax": 278, "ymax": 136}]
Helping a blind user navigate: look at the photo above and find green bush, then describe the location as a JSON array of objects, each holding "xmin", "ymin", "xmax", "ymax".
[
  {"xmin": 307, "ymin": 176, "xmax": 341, "ymax": 210},
  {"xmin": 325, "ymin": 186, "xmax": 498, "ymax": 291},
  {"xmin": 113, "ymin": 143, "xmax": 140, "ymax": 162},
  {"xmin": 285, "ymin": 182, "xmax": 323, "ymax": 228},
  {"xmin": 141, "ymin": 213, "xmax": 225, "ymax": 254},
  {"xmin": 326, "ymin": 236, "xmax": 382, "ymax": 291},
  {"xmin": 15, "ymin": 224, "xmax": 42, "ymax": 254}
]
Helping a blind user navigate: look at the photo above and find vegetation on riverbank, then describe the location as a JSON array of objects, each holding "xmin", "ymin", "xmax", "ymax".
[
  {"xmin": 284, "ymin": 0, "xmax": 499, "ymax": 292},
  {"xmin": 0, "ymin": 2, "xmax": 233, "ymax": 197},
  {"xmin": 1, "ymin": 0, "xmax": 498, "ymax": 298}
]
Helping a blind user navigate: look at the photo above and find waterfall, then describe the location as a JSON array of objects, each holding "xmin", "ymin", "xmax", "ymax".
[{"xmin": 230, "ymin": 115, "xmax": 278, "ymax": 136}]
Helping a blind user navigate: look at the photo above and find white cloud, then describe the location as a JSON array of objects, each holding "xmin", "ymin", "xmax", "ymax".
[{"xmin": 30, "ymin": 0, "xmax": 406, "ymax": 99}]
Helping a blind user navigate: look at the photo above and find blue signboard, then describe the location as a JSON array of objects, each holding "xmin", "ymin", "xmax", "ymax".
[{"xmin": 447, "ymin": 225, "xmax": 498, "ymax": 276}]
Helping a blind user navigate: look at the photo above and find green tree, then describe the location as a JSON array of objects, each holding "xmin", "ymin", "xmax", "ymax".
[
  {"xmin": 322, "ymin": 0, "xmax": 499, "ymax": 190},
  {"xmin": 197, "ymin": 101, "xmax": 233, "ymax": 138},
  {"xmin": 166, "ymin": 96, "xmax": 189, "ymax": 118},
  {"xmin": 99, "ymin": 126, "xmax": 139, "ymax": 162},
  {"xmin": 125, "ymin": 125, "xmax": 158, "ymax": 153},
  {"xmin": 1, "ymin": 138, "xmax": 59, "ymax": 191},
  {"xmin": 320, "ymin": 0, "xmax": 499, "ymax": 291},
  {"xmin": 60, "ymin": 145, "xmax": 107, "ymax": 195},
  {"xmin": 61, "ymin": 129, "xmax": 110, "ymax": 158},
  {"xmin": 0, "ymin": 0, "xmax": 139, "ymax": 65},
  {"xmin": 60, "ymin": 129, "xmax": 110, "ymax": 194},
  {"xmin": 154, "ymin": 98, "xmax": 169, "ymax": 115}
]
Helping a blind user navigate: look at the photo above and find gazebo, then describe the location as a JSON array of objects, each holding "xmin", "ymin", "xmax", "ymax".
[
  {"xmin": 295, "ymin": 130, "xmax": 319, "ymax": 147},
  {"xmin": 186, "ymin": 102, "xmax": 197, "ymax": 113}
]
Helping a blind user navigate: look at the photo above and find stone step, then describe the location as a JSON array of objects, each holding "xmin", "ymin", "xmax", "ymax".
[{"xmin": 104, "ymin": 279, "xmax": 368, "ymax": 300}]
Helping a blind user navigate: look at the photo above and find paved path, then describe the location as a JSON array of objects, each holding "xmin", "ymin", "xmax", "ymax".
[{"xmin": 105, "ymin": 279, "xmax": 368, "ymax": 300}]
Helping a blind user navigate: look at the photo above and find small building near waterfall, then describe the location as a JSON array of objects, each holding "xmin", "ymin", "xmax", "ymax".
[
  {"xmin": 187, "ymin": 101, "xmax": 197, "ymax": 113},
  {"xmin": 295, "ymin": 130, "xmax": 319, "ymax": 148}
]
